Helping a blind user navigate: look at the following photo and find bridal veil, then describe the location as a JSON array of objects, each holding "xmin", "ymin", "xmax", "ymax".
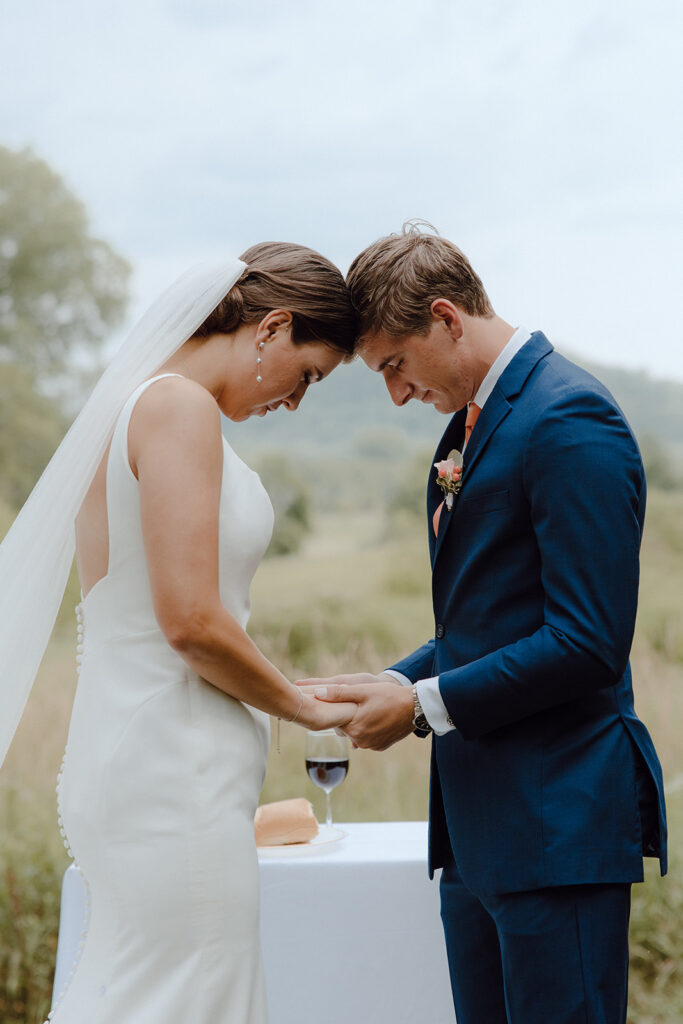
[{"xmin": 0, "ymin": 258, "xmax": 246, "ymax": 767}]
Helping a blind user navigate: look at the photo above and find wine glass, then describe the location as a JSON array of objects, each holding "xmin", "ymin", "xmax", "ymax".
[{"xmin": 305, "ymin": 729, "xmax": 350, "ymax": 828}]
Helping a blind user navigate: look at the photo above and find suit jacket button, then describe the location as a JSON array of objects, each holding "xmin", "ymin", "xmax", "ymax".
[{"xmin": 436, "ymin": 624, "xmax": 445, "ymax": 639}]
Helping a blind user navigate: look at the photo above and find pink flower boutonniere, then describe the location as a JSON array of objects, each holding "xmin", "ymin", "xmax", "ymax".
[{"xmin": 434, "ymin": 449, "xmax": 464, "ymax": 510}]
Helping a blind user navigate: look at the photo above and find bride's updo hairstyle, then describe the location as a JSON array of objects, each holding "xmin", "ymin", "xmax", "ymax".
[{"xmin": 193, "ymin": 242, "xmax": 358, "ymax": 359}]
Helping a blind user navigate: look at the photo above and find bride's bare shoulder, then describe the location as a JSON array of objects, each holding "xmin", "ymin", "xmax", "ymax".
[
  {"xmin": 131, "ymin": 375, "xmax": 219, "ymax": 430},
  {"xmin": 128, "ymin": 376, "xmax": 221, "ymax": 476}
]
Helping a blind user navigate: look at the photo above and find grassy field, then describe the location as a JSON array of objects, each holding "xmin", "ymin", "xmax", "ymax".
[{"xmin": 1, "ymin": 493, "xmax": 682, "ymax": 1022}]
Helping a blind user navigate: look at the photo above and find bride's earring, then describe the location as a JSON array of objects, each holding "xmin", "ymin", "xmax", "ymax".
[{"xmin": 256, "ymin": 341, "xmax": 265, "ymax": 383}]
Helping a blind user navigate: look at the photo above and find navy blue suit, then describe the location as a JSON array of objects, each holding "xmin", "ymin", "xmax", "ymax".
[{"xmin": 390, "ymin": 333, "xmax": 666, "ymax": 1022}]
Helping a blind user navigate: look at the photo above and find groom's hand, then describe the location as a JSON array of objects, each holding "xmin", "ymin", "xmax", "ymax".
[
  {"xmin": 297, "ymin": 672, "xmax": 402, "ymax": 690},
  {"xmin": 297, "ymin": 678, "xmax": 414, "ymax": 751}
]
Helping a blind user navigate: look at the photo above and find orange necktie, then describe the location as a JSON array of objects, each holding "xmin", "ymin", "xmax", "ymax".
[
  {"xmin": 464, "ymin": 401, "xmax": 481, "ymax": 449},
  {"xmin": 433, "ymin": 401, "xmax": 481, "ymax": 537}
]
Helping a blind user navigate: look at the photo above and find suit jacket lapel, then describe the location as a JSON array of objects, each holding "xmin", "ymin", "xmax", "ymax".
[
  {"xmin": 432, "ymin": 389, "xmax": 511, "ymax": 560},
  {"xmin": 458, "ymin": 388, "xmax": 512, "ymax": 480},
  {"xmin": 432, "ymin": 332, "xmax": 554, "ymax": 564},
  {"xmin": 429, "ymin": 408, "xmax": 466, "ymax": 567}
]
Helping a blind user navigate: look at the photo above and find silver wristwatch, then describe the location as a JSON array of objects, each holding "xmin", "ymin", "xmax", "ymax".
[{"xmin": 411, "ymin": 684, "xmax": 432, "ymax": 733}]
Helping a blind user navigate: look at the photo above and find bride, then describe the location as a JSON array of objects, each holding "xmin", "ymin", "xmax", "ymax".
[{"xmin": 0, "ymin": 242, "xmax": 357, "ymax": 1023}]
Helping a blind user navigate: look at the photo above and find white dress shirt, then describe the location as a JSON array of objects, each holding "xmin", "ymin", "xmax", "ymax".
[{"xmin": 386, "ymin": 325, "xmax": 533, "ymax": 734}]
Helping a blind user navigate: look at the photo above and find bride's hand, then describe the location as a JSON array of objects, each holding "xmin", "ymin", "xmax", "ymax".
[{"xmin": 297, "ymin": 692, "xmax": 357, "ymax": 732}]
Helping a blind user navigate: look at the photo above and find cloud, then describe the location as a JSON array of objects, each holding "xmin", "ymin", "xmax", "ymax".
[{"xmin": 1, "ymin": 0, "xmax": 681, "ymax": 377}]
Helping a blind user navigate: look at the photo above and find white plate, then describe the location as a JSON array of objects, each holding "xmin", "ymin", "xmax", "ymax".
[{"xmin": 257, "ymin": 824, "xmax": 348, "ymax": 859}]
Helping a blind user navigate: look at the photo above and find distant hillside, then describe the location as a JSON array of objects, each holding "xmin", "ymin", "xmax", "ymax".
[
  {"xmin": 224, "ymin": 346, "xmax": 683, "ymax": 460},
  {"xmin": 576, "ymin": 355, "xmax": 683, "ymax": 443},
  {"xmin": 223, "ymin": 357, "xmax": 436, "ymax": 457}
]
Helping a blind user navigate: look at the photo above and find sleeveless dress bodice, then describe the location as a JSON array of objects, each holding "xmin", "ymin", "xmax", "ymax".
[{"xmin": 51, "ymin": 374, "xmax": 274, "ymax": 1024}]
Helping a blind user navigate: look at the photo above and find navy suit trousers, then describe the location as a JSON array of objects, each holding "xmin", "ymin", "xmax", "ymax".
[{"xmin": 439, "ymin": 849, "xmax": 631, "ymax": 1024}]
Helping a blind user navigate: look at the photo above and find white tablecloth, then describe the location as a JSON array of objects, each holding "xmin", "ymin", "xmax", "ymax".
[{"xmin": 54, "ymin": 821, "xmax": 455, "ymax": 1023}]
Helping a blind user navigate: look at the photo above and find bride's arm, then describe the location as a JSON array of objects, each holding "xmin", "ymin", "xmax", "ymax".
[{"xmin": 128, "ymin": 376, "xmax": 355, "ymax": 731}]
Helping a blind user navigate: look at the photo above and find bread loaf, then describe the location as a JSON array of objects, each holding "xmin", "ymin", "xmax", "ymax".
[{"xmin": 254, "ymin": 798, "xmax": 319, "ymax": 846}]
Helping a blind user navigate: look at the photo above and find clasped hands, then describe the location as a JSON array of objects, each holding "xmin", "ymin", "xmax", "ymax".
[{"xmin": 296, "ymin": 673, "xmax": 415, "ymax": 751}]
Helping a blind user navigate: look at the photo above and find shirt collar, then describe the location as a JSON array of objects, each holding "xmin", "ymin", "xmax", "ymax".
[{"xmin": 472, "ymin": 326, "xmax": 532, "ymax": 411}]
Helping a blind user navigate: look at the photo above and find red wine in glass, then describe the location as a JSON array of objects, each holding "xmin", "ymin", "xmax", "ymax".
[
  {"xmin": 305, "ymin": 730, "xmax": 350, "ymax": 826},
  {"xmin": 306, "ymin": 758, "xmax": 349, "ymax": 793}
]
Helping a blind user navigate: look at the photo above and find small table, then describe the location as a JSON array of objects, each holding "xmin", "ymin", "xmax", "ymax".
[{"xmin": 54, "ymin": 821, "xmax": 455, "ymax": 1023}]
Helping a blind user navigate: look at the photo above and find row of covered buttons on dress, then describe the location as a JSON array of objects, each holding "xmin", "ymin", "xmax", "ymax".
[{"xmin": 45, "ymin": 603, "xmax": 92, "ymax": 1023}]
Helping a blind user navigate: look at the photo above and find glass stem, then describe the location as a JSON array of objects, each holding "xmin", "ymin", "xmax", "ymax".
[{"xmin": 325, "ymin": 790, "xmax": 333, "ymax": 827}]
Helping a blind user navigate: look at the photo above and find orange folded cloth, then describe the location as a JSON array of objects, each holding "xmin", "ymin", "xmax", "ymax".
[{"xmin": 254, "ymin": 798, "xmax": 319, "ymax": 847}]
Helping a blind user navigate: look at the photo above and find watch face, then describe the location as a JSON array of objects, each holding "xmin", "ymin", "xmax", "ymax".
[{"xmin": 412, "ymin": 686, "xmax": 432, "ymax": 732}]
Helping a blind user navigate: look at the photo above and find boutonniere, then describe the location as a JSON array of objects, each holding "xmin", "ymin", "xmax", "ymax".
[{"xmin": 434, "ymin": 449, "xmax": 464, "ymax": 510}]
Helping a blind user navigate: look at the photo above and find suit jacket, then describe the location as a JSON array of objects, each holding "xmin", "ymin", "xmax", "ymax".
[{"xmin": 391, "ymin": 332, "xmax": 667, "ymax": 894}]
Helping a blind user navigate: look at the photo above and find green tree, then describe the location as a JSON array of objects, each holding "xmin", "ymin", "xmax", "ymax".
[
  {"xmin": 0, "ymin": 362, "xmax": 67, "ymax": 509},
  {"xmin": 256, "ymin": 453, "xmax": 312, "ymax": 556},
  {"xmin": 389, "ymin": 448, "xmax": 433, "ymax": 519},
  {"xmin": 0, "ymin": 146, "xmax": 130, "ymax": 515},
  {"xmin": 352, "ymin": 426, "xmax": 407, "ymax": 459},
  {"xmin": 0, "ymin": 145, "xmax": 130, "ymax": 383},
  {"xmin": 640, "ymin": 434, "xmax": 681, "ymax": 491}
]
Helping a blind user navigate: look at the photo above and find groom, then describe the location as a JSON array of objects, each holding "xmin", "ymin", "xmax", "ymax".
[{"xmin": 306, "ymin": 226, "xmax": 667, "ymax": 1023}]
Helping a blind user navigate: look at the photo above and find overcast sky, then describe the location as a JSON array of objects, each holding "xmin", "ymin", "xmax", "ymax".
[{"xmin": 2, "ymin": 0, "xmax": 682, "ymax": 379}]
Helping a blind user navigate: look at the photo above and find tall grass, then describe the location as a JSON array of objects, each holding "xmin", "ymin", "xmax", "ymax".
[
  {"xmin": 1, "ymin": 492, "xmax": 682, "ymax": 1022},
  {"xmin": 0, "ymin": 789, "xmax": 67, "ymax": 1024},
  {"xmin": 1, "ymin": 637, "xmax": 73, "ymax": 1023},
  {"xmin": 628, "ymin": 792, "xmax": 683, "ymax": 1023}
]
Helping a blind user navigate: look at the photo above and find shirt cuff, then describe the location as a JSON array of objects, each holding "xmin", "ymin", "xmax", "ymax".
[
  {"xmin": 415, "ymin": 677, "xmax": 456, "ymax": 736},
  {"xmin": 383, "ymin": 670, "xmax": 412, "ymax": 686}
]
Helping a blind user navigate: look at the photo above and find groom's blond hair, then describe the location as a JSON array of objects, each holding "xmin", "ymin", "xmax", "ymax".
[{"xmin": 346, "ymin": 221, "xmax": 494, "ymax": 339}]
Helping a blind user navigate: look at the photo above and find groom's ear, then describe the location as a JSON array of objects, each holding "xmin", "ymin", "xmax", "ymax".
[{"xmin": 430, "ymin": 299, "xmax": 464, "ymax": 341}]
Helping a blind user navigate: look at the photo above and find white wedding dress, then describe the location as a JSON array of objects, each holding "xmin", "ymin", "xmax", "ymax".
[{"xmin": 50, "ymin": 374, "xmax": 274, "ymax": 1024}]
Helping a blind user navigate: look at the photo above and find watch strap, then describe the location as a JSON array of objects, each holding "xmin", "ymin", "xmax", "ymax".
[{"xmin": 412, "ymin": 684, "xmax": 432, "ymax": 734}]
